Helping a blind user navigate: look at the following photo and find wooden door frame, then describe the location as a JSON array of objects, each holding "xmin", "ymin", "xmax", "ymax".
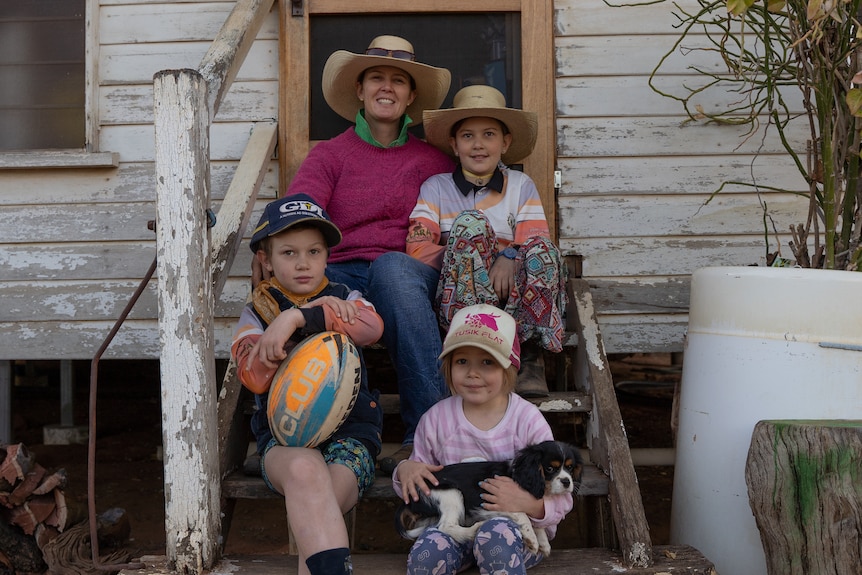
[{"xmin": 278, "ymin": 0, "xmax": 557, "ymax": 237}]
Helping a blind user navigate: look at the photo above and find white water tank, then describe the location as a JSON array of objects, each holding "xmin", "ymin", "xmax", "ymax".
[{"xmin": 671, "ymin": 266, "xmax": 862, "ymax": 575}]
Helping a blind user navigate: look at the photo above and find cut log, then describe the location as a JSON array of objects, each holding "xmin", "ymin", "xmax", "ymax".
[
  {"xmin": 746, "ymin": 419, "xmax": 862, "ymax": 575},
  {"xmin": 0, "ymin": 444, "xmax": 35, "ymax": 488},
  {"xmin": 0, "ymin": 518, "xmax": 47, "ymax": 573},
  {"xmin": 0, "ymin": 443, "xmax": 79, "ymax": 564},
  {"xmin": 9, "ymin": 463, "xmax": 47, "ymax": 506}
]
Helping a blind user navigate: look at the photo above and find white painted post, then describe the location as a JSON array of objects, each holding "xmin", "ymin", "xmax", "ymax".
[{"xmin": 153, "ymin": 69, "xmax": 220, "ymax": 573}]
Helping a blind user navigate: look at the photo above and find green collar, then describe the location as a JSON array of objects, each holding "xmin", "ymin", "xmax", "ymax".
[{"xmin": 354, "ymin": 110, "xmax": 412, "ymax": 148}]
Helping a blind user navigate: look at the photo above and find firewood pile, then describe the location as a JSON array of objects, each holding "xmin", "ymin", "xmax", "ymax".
[{"xmin": 0, "ymin": 443, "xmax": 132, "ymax": 575}]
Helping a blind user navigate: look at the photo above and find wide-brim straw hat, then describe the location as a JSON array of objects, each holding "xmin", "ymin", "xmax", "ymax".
[
  {"xmin": 322, "ymin": 35, "xmax": 451, "ymax": 127},
  {"xmin": 423, "ymin": 85, "xmax": 538, "ymax": 165}
]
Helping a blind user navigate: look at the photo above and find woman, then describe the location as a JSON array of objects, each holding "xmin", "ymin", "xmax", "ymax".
[{"xmin": 284, "ymin": 36, "xmax": 456, "ymax": 476}]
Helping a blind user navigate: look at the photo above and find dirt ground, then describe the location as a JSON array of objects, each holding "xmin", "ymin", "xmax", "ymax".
[{"xmin": 8, "ymin": 354, "xmax": 677, "ymax": 559}]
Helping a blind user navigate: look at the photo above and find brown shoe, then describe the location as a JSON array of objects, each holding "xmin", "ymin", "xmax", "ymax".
[
  {"xmin": 378, "ymin": 444, "xmax": 413, "ymax": 475},
  {"xmin": 516, "ymin": 341, "xmax": 549, "ymax": 398}
]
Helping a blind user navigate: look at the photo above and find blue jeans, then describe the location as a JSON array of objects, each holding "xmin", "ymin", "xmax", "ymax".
[{"xmin": 326, "ymin": 253, "xmax": 448, "ymax": 444}]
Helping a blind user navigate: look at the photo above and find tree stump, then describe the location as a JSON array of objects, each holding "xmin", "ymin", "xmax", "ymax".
[{"xmin": 745, "ymin": 420, "xmax": 862, "ymax": 575}]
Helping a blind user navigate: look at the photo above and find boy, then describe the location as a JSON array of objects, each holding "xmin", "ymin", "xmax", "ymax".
[{"xmin": 231, "ymin": 193, "xmax": 383, "ymax": 575}]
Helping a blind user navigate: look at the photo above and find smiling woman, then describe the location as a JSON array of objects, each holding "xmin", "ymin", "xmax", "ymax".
[{"xmin": 281, "ymin": 36, "xmax": 456, "ymax": 485}]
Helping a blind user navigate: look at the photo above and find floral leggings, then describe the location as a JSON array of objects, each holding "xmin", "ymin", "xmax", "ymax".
[
  {"xmin": 436, "ymin": 210, "xmax": 568, "ymax": 352},
  {"xmin": 406, "ymin": 517, "xmax": 544, "ymax": 575}
]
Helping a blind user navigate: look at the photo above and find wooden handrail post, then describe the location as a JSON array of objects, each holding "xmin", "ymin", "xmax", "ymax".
[
  {"xmin": 198, "ymin": 0, "xmax": 276, "ymax": 118},
  {"xmin": 153, "ymin": 68, "xmax": 221, "ymax": 573},
  {"xmin": 569, "ymin": 279, "xmax": 654, "ymax": 568}
]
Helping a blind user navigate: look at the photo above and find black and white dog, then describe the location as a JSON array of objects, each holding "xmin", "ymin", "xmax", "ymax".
[{"xmin": 394, "ymin": 440, "xmax": 582, "ymax": 555}]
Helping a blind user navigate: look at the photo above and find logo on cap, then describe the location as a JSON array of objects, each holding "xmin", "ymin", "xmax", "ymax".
[{"xmin": 280, "ymin": 199, "xmax": 325, "ymax": 219}]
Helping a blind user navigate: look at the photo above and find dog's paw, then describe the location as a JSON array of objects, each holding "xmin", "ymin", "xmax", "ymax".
[
  {"xmin": 521, "ymin": 530, "xmax": 540, "ymax": 554},
  {"xmin": 536, "ymin": 528, "xmax": 551, "ymax": 556}
]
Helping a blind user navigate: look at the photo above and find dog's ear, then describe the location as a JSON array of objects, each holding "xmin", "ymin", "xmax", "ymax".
[
  {"xmin": 563, "ymin": 442, "xmax": 584, "ymax": 482},
  {"xmin": 511, "ymin": 444, "xmax": 548, "ymax": 499}
]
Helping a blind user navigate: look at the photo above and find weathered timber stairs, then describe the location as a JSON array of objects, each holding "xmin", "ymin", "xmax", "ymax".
[{"xmin": 215, "ymin": 260, "xmax": 717, "ymax": 574}]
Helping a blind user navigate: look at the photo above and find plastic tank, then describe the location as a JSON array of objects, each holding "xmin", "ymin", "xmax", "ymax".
[{"xmin": 671, "ymin": 266, "xmax": 862, "ymax": 575}]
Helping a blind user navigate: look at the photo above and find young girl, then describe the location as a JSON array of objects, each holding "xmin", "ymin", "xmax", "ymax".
[
  {"xmin": 392, "ymin": 304, "xmax": 573, "ymax": 575},
  {"xmin": 406, "ymin": 85, "xmax": 567, "ymax": 397}
]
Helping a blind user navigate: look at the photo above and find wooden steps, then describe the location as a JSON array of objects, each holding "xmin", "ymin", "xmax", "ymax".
[
  {"xmin": 223, "ymin": 457, "xmax": 611, "ymax": 500},
  {"xmin": 215, "ymin": 270, "xmax": 717, "ymax": 571},
  {"xmin": 128, "ymin": 547, "xmax": 717, "ymax": 575}
]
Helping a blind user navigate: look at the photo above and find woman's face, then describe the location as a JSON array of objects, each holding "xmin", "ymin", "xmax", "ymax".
[{"xmin": 356, "ymin": 65, "xmax": 416, "ymax": 125}]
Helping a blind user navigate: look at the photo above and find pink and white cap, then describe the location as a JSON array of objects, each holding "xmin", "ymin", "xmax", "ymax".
[{"xmin": 439, "ymin": 304, "xmax": 521, "ymax": 370}]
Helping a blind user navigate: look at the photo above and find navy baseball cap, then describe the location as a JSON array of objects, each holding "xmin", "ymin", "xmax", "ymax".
[{"xmin": 250, "ymin": 194, "xmax": 342, "ymax": 252}]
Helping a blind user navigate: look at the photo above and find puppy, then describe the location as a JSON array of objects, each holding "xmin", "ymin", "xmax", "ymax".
[{"xmin": 395, "ymin": 440, "xmax": 582, "ymax": 555}]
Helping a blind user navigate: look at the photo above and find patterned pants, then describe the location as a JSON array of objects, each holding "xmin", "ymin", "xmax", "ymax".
[
  {"xmin": 436, "ymin": 210, "xmax": 567, "ymax": 352},
  {"xmin": 406, "ymin": 517, "xmax": 544, "ymax": 575}
]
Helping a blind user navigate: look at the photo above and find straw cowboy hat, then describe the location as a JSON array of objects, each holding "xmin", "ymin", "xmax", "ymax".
[
  {"xmin": 423, "ymin": 85, "xmax": 538, "ymax": 165},
  {"xmin": 322, "ymin": 35, "xmax": 451, "ymax": 127}
]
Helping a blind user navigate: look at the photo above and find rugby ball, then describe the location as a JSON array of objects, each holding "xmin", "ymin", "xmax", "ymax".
[{"xmin": 267, "ymin": 331, "xmax": 361, "ymax": 447}]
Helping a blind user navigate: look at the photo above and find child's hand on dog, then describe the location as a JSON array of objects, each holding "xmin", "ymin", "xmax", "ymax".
[
  {"xmin": 396, "ymin": 460, "xmax": 444, "ymax": 503},
  {"xmin": 479, "ymin": 475, "xmax": 546, "ymax": 518}
]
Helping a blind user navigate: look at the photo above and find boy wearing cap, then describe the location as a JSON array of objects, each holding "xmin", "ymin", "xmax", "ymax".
[
  {"xmin": 406, "ymin": 85, "xmax": 568, "ymax": 398},
  {"xmin": 231, "ymin": 193, "xmax": 383, "ymax": 575},
  {"xmin": 392, "ymin": 304, "xmax": 573, "ymax": 574}
]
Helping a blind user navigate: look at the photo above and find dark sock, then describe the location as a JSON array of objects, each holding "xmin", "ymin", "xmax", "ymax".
[{"xmin": 305, "ymin": 547, "xmax": 352, "ymax": 575}]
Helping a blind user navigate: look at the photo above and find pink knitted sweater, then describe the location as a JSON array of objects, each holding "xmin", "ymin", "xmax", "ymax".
[{"xmin": 289, "ymin": 128, "xmax": 454, "ymax": 263}]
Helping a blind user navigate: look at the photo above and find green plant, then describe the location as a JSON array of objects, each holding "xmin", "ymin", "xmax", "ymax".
[{"xmin": 642, "ymin": 0, "xmax": 862, "ymax": 269}]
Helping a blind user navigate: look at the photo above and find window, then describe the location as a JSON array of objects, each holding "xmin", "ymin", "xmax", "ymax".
[
  {"xmin": 279, "ymin": 0, "xmax": 557, "ymax": 230},
  {"xmin": 309, "ymin": 14, "xmax": 521, "ymax": 141},
  {"xmin": 0, "ymin": 0, "xmax": 85, "ymax": 150}
]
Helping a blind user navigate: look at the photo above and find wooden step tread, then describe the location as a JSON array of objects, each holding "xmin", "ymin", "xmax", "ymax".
[
  {"xmin": 128, "ymin": 546, "xmax": 716, "ymax": 575},
  {"xmin": 367, "ymin": 330, "xmax": 579, "ymax": 351},
  {"xmin": 222, "ymin": 461, "xmax": 609, "ymax": 501},
  {"xmin": 380, "ymin": 390, "xmax": 591, "ymax": 414},
  {"xmin": 242, "ymin": 390, "xmax": 592, "ymax": 416}
]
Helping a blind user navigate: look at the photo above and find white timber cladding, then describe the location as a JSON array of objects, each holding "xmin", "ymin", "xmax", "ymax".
[
  {"xmin": 0, "ymin": 0, "xmax": 278, "ymax": 360},
  {"xmin": 0, "ymin": 0, "xmax": 811, "ymax": 359},
  {"xmin": 555, "ymin": 0, "xmax": 810, "ymax": 353}
]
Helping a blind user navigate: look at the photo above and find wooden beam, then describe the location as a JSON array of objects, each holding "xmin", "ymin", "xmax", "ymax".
[
  {"xmin": 0, "ymin": 361, "xmax": 10, "ymax": 445},
  {"xmin": 307, "ymin": 0, "xmax": 521, "ymax": 14},
  {"xmin": 60, "ymin": 360, "xmax": 74, "ymax": 427},
  {"xmin": 522, "ymin": 0, "xmax": 558, "ymax": 241},
  {"xmin": 279, "ymin": 0, "xmax": 310, "ymax": 190},
  {"xmin": 153, "ymin": 69, "xmax": 221, "ymax": 573},
  {"xmin": 0, "ymin": 151, "xmax": 118, "ymax": 170},
  {"xmin": 210, "ymin": 120, "xmax": 278, "ymax": 297},
  {"xmin": 85, "ymin": 0, "xmax": 100, "ymax": 151},
  {"xmin": 569, "ymin": 278, "xmax": 654, "ymax": 568},
  {"xmin": 198, "ymin": 0, "xmax": 276, "ymax": 118}
]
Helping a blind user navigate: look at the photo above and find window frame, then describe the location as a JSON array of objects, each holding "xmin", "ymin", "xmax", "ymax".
[{"xmin": 278, "ymin": 0, "xmax": 558, "ymax": 236}]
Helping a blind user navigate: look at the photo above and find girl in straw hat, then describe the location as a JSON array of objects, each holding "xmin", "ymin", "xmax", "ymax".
[
  {"xmin": 277, "ymin": 36, "xmax": 455, "ymax": 493},
  {"xmin": 406, "ymin": 85, "xmax": 568, "ymax": 398}
]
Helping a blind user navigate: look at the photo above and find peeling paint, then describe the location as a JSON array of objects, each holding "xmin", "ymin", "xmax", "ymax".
[
  {"xmin": 44, "ymin": 295, "xmax": 79, "ymax": 317},
  {"xmin": 627, "ymin": 541, "xmax": 651, "ymax": 568}
]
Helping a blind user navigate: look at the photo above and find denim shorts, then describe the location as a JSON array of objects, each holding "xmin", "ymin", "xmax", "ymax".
[{"xmin": 260, "ymin": 437, "xmax": 376, "ymax": 497}]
